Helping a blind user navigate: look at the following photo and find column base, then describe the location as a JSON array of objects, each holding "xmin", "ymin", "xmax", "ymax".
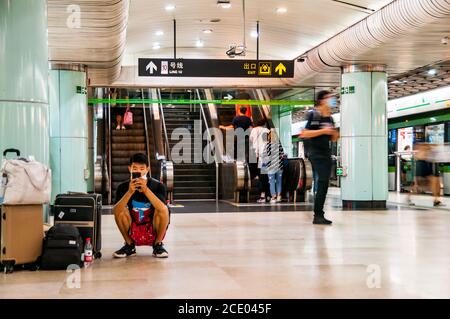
[{"xmin": 342, "ymin": 200, "xmax": 386, "ymax": 210}]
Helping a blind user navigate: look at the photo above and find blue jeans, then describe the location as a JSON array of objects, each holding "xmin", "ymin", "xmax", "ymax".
[
  {"xmin": 313, "ymin": 169, "xmax": 319, "ymax": 195},
  {"xmin": 268, "ymin": 170, "xmax": 283, "ymax": 197}
]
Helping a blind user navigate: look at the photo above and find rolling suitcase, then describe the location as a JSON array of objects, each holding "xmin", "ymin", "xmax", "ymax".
[
  {"xmin": 53, "ymin": 193, "xmax": 102, "ymax": 259},
  {"xmin": 0, "ymin": 205, "xmax": 44, "ymax": 274}
]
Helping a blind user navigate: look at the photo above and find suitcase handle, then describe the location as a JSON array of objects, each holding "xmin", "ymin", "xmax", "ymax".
[{"xmin": 3, "ymin": 149, "xmax": 20, "ymax": 157}]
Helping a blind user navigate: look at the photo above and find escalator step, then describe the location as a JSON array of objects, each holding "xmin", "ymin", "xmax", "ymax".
[
  {"xmin": 112, "ymin": 143, "xmax": 146, "ymax": 151},
  {"xmin": 112, "ymin": 136, "xmax": 146, "ymax": 143},
  {"xmin": 112, "ymin": 129, "xmax": 144, "ymax": 136}
]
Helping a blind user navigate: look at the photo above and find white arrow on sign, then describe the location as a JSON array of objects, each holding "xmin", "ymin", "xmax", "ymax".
[{"xmin": 145, "ymin": 61, "xmax": 158, "ymax": 74}]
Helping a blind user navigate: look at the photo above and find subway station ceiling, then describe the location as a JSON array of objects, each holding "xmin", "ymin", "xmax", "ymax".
[{"xmin": 47, "ymin": 0, "xmax": 450, "ymax": 98}]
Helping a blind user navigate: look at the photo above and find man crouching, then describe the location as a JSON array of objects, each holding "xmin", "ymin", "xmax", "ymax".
[{"xmin": 113, "ymin": 153, "xmax": 170, "ymax": 258}]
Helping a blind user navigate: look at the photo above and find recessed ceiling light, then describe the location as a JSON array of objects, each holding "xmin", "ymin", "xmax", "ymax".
[
  {"xmin": 428, "ymin": 69, "xmax": 437, "ymax": 76},
  {"xmin": 276, "ymin": 7, "xmax": 287, "ymax": 13},
  {"xmin": 196, "ymin": 40, "xmax": 204, "ymax": 47},
  {"xmin": 155, "ymin": 30, "xmax": 164, "ymax": 36},
  {"xmin": 218, "ymin": 0, "xmax": 231, "ymax": 8},
  {"xmin": 202, "ymin": 29, "xmax": 213, "ymax": 34},
  {"xmin": 152, "ymin": 43, "xmax": 161, "ymax": 50},
  {"xmin": 165, "ymin": 4, "xmax": 175, "ymax": 11},
  {"xmin": 250, "ymin": 31, "xmax": 259, "ymax": 38}
]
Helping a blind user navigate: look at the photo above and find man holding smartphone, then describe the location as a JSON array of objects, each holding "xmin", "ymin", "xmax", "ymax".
[
  {"xmin": 301, "ymin": 90, "xmax": 339, "ymax": 225},
  {"xmin": 113, "ymin": 153, "xmax": 170, "ymax": 258}
]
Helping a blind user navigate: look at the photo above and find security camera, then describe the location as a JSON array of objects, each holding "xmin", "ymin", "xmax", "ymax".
[
  {"xmin": 226, "ymin": 45, "xmax": 237, "ymax": 58},
  {"xmin": 442, "ymin": 36, "xmax": 448, "ymax": 45},
  {"xmin": 297, "ymin": 56, "xmax": 307, "ymax": 63},
  {"xmin": 226, "ymin": 44, "xmax": 245, "ymax": 58}
]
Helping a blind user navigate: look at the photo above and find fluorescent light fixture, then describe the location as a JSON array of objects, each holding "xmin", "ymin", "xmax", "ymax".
[
  {"xmin": 276, "ymin": 7, "xmax": 287, "ymax": 13},
  {"xmin": 152, "ymin": 43, "xmax": 161, "ymax": 50},
  {"xmin": 155, "ymin": 30, "xmax": 164, "ymax": 36},
  {"xmin": 218, "ymin": 0, "xmax": 232, "ymax": 9},
  {"xmin": 202, "ymin": 29, "xmax": 213, "ymax": 34},
  {"xmin": 428, "ymin": 69, "xmax": 437, "ymax": 76},
  {"xmin": 250, "ymin": 31, "xmax": 259, "ymax": 38},
  {"xmin": 165, "ymin": 4, "xmax": 176, "ymax": 11},
  {"xmin": 196, "ymin": 40, "xmax": 204, "ymax": 47}
]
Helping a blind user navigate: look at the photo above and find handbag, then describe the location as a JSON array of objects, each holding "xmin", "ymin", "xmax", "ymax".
[
  {"xmin": 123, "ymin": 106, "xmax": 133, "ymax": 126},
  {"xmin": 1, "ymin": 158, "xmax": 51, "ymax": 205}
]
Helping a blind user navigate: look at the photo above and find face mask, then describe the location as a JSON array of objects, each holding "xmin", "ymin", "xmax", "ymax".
[
  {"xmin": 141, "ymin": 174, "xmax": 148, "ymax": 180},
  {"xmin": 328, "ymin": 97, "xmax": 338, "ymax": 108}
]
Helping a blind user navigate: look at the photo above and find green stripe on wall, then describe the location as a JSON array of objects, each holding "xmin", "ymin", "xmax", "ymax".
[
  {"xmin": 397, "ymin": 103, "xmax": 430, "ymax": 112},
  {"xmin": 388, "ymin": 112, "xmax": 450, "ymax": 130}
]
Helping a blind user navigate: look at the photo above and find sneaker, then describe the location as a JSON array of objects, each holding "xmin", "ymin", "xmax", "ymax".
[
  {"xmin": 433, "ymin": 200, "xmax": 443, "ymax": 207},
  {"xmin": 313, "ymin": 216, "xmax": 333, "ymax": 225},
  {"xmin": 121, "ymin": 126, "xmax": 126, "ymax": 130},
  {"xmin": 116, "ymin": 125, "xmax": 121, "ymax": 130},
  {"xmin": 152, "ymin": 242, "xmax": 169, "ymax": 258},
  {"xmin": 113, "ymin": 243, "xmax": 136, "ymax": 258},
  {"xmin": 257, "ymin": 198, "xmax": 266, "ymax": 203},
  {"xmin": 276, "ymin": 195, "xmax": 282, "ymax": 203},
  {"xmin": 270, "ymin": 198, "xmax": 277, "ymax": 204}
]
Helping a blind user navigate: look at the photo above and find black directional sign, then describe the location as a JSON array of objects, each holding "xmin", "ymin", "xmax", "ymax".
[{"xmin": 138, "ymin": 58, "xmax": 294, "ymax": 78}]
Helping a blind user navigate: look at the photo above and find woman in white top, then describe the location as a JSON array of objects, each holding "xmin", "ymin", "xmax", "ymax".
[{"xmin": 250, "ymin": 119, "xmax": 270, "ymax": 203}]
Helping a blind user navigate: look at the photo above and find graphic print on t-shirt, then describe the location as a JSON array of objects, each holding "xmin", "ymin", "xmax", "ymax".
[{"xmin": 131, "ymin": 200, "xmax": 152, "ymax": 224}]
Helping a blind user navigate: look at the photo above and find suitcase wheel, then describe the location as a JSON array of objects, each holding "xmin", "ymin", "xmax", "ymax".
[
  {"xmin": 94, "ymin": 252, "xmax": 102, "ymax": 259},
  {"xmin": 2, "ymin": 261, "xmax": 15, "ymax": 274}
]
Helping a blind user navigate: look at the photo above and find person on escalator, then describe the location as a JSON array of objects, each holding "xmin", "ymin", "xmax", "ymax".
[
  {"xmin": 234, "ymin": 92, "xmax": 253, "ymax": 119},
  {"xmin": 250, "ymin": 119, "xmax": 270, "ymax": 203},
  {"xmin": 219, "ymin": 106, "xmax": 254, "ymax": 131},
  {"xmin": 112, "ymin": 153, "xmax": 170, "ymax": 258},
  {"xmin": 300, "ymin": 90, "xmax": 339, "ymax": 225}
]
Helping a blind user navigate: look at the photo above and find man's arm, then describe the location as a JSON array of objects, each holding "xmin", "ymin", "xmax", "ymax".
[
  {"xmin": 301, "ymin": 128, "xmax": 334, "ymax": 139},
  {"xmin": 331, "ymin": 130, "xmax": 340, "ymax": 142},
  {"xmin": 112, "ymin": 182, "xmax": 135, "ymax": 214}
]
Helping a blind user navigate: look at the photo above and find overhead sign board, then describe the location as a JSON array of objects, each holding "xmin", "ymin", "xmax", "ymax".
[{"xmin": 138, "ymin": 58, "xmax": 294, "ymax": 78}]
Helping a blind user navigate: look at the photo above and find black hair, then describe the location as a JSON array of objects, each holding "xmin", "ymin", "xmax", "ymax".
[
  {"xmin": 129, "ymin": 153, "xmax": 149, "ymax": 166},
  {"xmin": 316, "ymin": 90, "xmax": 331, "ymax": 105},
  {"xmin": 240, "ymin": 106, "xmax": 248, "ymax": 115},
  {"xmin": 255, "ymin": 118, "xmax": 266, "ymax": 127}
]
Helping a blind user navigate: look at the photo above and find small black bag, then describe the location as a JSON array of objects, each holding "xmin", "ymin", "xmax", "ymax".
[{"xmin": 40, "ymin": 224, "xmax": 84, "ymax": 270}]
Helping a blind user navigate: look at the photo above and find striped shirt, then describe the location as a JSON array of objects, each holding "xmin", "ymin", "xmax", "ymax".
[{"xmin": 261, "ymin": 142, "xmax": 285, "ymax": 174}]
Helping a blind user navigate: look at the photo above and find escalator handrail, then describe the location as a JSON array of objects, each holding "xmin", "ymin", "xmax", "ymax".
[
  {"xmin": 107, "ymin": 92, "xmax": 112, "ymax": 204},
  {"xmin": 141, "ymin": 89, "xmax": 152, "ymax": 177},
  {"xmin": 196, "ymin": 89, "xmax": 219, "ymax": 202},
  {"xmin": 158, "ymin": 89, "xmax": 171, "ymax": 161}
]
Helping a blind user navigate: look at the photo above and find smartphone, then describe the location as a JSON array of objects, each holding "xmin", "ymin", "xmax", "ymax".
[{"xmin": 131, "ymin": 172, "xmax": 141, "ymax": 180}]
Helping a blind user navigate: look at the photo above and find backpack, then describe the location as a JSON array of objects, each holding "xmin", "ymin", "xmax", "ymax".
[
  {"xmin": 303, "ymin": 110, "xmax": 322, "ymax": 157},
  {"xmin": 40, "ymin": 224, "xmax": 84, "ymax": 270}
]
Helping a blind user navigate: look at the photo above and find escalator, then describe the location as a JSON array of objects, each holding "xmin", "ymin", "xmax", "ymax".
[
  {"xmin": 110, "ymin": 107, "xmax": 148, "ymax": 203},
  {"xmin": 105, "ymin": 89, "xmax": 172, "ymax": 204},
  {"xmin": 207, "ymin": 89, "xmax": 312, "ymax": 203},
  {"xmin": 161, "ymin": 104, "xmax": 217, "ymax": 201}
]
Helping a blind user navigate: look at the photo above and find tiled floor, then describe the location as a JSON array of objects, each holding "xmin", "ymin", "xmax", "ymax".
[{"xmin": 1, "ymin": 195, "xmax": 449, "ymax": 299}]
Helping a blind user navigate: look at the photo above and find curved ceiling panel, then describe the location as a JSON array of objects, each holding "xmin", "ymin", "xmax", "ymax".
[
  {"xmin": 48, "ymin": 0, "xmax": 129, "ymax": 83},
  {"xmin": 284, "ymin": 0, "xmax": 450, "ymax": 86}
]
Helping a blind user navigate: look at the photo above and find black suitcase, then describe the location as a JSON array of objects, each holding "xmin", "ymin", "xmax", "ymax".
[
  {"xmin": 53, "ymin": 193, "xmax": 102, "ymax": 259},
  {"xmin": 41, "ymin": 224, "xmax": 84, "ymax": 270}
]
